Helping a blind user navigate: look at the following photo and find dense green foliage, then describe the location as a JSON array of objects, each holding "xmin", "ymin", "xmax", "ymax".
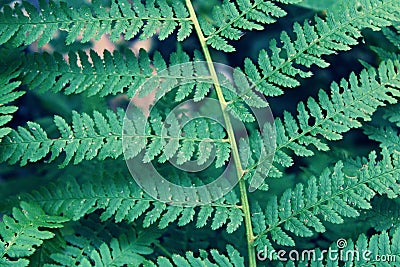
[{"xmin": 1, "ymin": 0, "xmax": 400, "ymax": 266}]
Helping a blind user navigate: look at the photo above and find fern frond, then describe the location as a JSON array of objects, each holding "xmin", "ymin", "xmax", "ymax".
[
  {"xmin": 253, "ymin": 148, "xmax": 400, "ymax": 249},
  {"xmin": 364, "ymin": 125, "xmax": 400, "ymax": 153},
  {"xmin": 361, "ymin": 197, "xmax": 400, "ymax": 232},
  {"xmin": 24, "ymin": 172, "xmax": 244, "ymax": 233},
  {"xmin": 0, "ymin": 107, "xmax": 230, "ymax": 168},
  {"xmin": 0, "ymin": 0, "xmax": 191, "ymax": 47},
  {"xmin": 0, "ymin": 109, "xmax": 124, "ymax": 167},
  {"xmin": 383, "ymin": 23, "xmax": 400, "ymax": 50},
  {"xmin": 144, "ymin": 244, "xmax": 244, "ymax": 267},
  {"xmin": 28, "ymin": 229, "xmax": 65, "ymax": 267},
  {"xmin": 0, "ymin": 66, "xmax": 23, "ymax": 140},
  {"xmin": 0, "ymin": 202, "xmax": 66, "ymax": 267},
  {"xmin": 246, "ymin": 59, "xmax": 400, "ymax": 179},
  {"xmin": 241, "ymin": 0, "xmax": 400, "ymax": 98},
  {"xmin": 19, "ymin": 48, "xmax": 216, "ymax": 102},
  {"xmin": 19, "ymin": 48, "xmax": 195, "ymax": 98},
  {"xmin": 47, "ymin": 224, "xmax": 157, "ymax": 266},
  {"xmin": 383, "ymin": 103, "xmax": 400, "ymax": 127},
  {"xmin": 201, "ymin": 0, "xmax": 302, "ymax": 52}
]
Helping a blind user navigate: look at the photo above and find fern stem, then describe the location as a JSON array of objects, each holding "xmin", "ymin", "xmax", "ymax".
[{"xmin": 185, "ymin": 1, "xmax": 256, "ymax": 266}]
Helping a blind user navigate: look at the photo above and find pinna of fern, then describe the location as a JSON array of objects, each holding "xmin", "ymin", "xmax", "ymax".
[
  {"xmin": 43, "ymin": 217, "xmax": 160, "ymax": 267},
  {"xmin": 200, "ymin": 0, "xmax": 303, "ymax": 52},
  {"xmin": 0, "ymin": 104, "xmax": 231, "ymax": 168},
  {"xmin": 0, "ymin": 202, "xmax": 67, "ymax": 266},
  {"xmin": 0, "ymin": 65, "xmax": 24, "ymax": 140},
  {"xmin": 239, "ymin": 0, "xmax": 400, "ymax": 99},
  {"xmin": 22, "ymin": 165, "xmax": 244, "ymax": 234},
  {"xmin": 17, "ymin": 48, "xmax": 202, "ymax": 98},
  {"xmin": 252, "ymin": 147, "xmax": 400, "ymax": 251},
  {"xmin": 243, "ymin": 58, "xmax": 400, "ymax": 181},
  {"xmin": 0, "ymin": 0, "xmax": 192, "ymax": 47}
]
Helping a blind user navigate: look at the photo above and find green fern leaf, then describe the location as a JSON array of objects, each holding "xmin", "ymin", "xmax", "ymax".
[
  {"xmin": 0, "ymin": 202, "xmax": 66, "ymax": 267},
  {"xmin": 18, "ymin": 48, "xmax": 217, "ymax": 103},
  {"xmin": 0, "ymin": 66, "xmax": 23, "ymax": 140},
  {"xmin": 364, "ymin": 126, "xmax": 400, "ymax": 154},
  {"xmin": 0, "ymin": 109, "xmax": 124, "ymax": 167},
  {"xmin": 254, "ymin": 148, "xmax": 400, "ymax": 249},
  {"xmin": 383, "ymin": 103, "xmax": 400, "ymax": 127},
  {"xmin": 202, "ymin": 0, "xmax": 302, "ymax": 52},
  {"xmin": 47, "ymin": 229, "xmax": 156, "ymax": 266},
  {"xmin": 241, "ymin": 0, "xmax": 400, "ymax": 98},
  {"xmin": 0, "ymin": 0, "xmax": 191, "ymax": 47},
  {"xmin": 3, "ymin": 1, "xmax": 400, "ymax": 266},
  {"xmin": 0, "ymin": 105, "xmax": 230, "ymax": 167},
  {"xmin": 23, "ymin": 170, "xmax": 244, "ymax": 232},
  {"xmin": 20, "ymin": 49, "xmax": 181, "ymax": 98},
  {"xmin": 246, "ymin": 60, "xmax": 400, "ymax": 179},
  {"xmin": 144, "ymin": 244, "xmax": 244, "ymax": 267}
]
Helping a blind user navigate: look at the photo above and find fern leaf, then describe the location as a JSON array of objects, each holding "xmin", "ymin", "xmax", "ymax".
[
  {"xmin": 253, "ymin": 148, "xmax": 400, "ymax": 249},
  {"xmin": 19, "ymin": 48, "xmax": 196, "ymax": 98},
  {"xmin": 0, "ymin": 104, "xmax": 230, "ymax": 167},
  {"xmin": 144, "ymin": 244, "xmax": 244, "ymax": 267},
  {"xmin": 0, "ymin": 202, "xmax": 66, "ymax": 267},
  {"xmin": 382, "ymin": 23, "xmax": 400, "ymax": 50},
  {"xmin": 0, "ymin": 109, "xmax": 125, "ymax": 167},
  {"xmin": 361, "ymin": 197, "xmax": 400, "ymax": 232},
  {"xmin": 18, "ymin": 48, "xmax": 216, "ymax": 103},
  {"xmin": 241, "ymin": 0, "xmax": 400, "ymax": 97},
  {"xmin": 202, "ymin": 0, "xmax": 302, "ymax": 52},
  {"xmin": 0, "ymin": 0, "xmax": 191, "ymax": 47},
  {"xmin": 364, "ymin": 125, "xmax": 400, "ymax": 154},
  {"xmin": 247, "ymin": 60, "xmax": 400, "ymax": 179},
  {"xmin": 0, "ymin": 66, "xmax": 23, "ymax": 140},
  {"xmin": 23, "ymin": 170, "xmax": 244, "ymax": 232},
  {"xmin": 383, "ymin": 103, "xmax": 400, "ymax": 127},
  {"xmin": 47, "ymin": 226, "xmax": 157, "ymax": 266}
]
